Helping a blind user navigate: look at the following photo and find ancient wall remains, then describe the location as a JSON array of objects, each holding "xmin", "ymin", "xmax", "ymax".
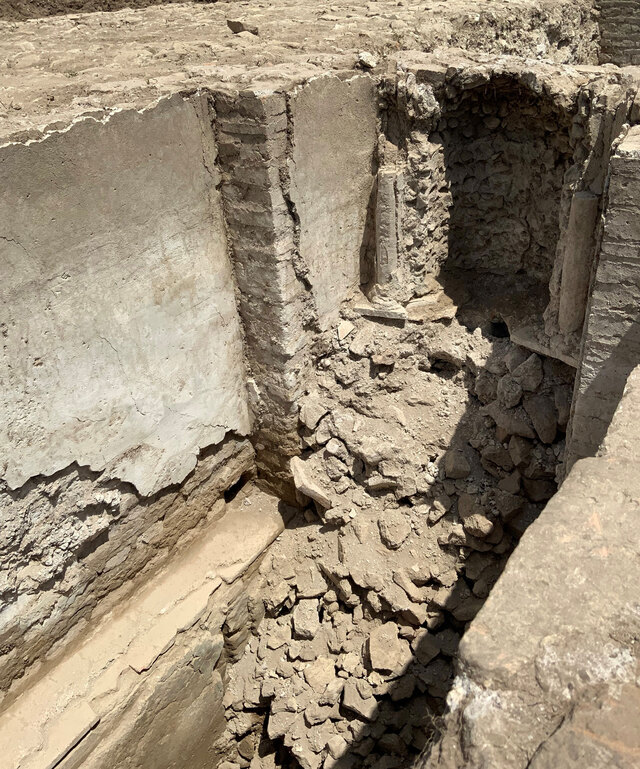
[
  {"xmin": 0, "ymin": 487, "xmax": 287, "ymax": 769},
  {"xmin": 0, "ymin": 72, "xmax": 380, "ymax": 699},
  {"xmin": 387, "ymin": 59, "xmax": 583, "ymax": 301},
  {"xmin": 0, "ymin": 93, "xmax": 254, "ymax": 689},
  {"xmin": 1, "ymin": 5, "xmax": 640, "ymax": 767},
  {"xmin": 385, "ymin": 54, "xmax": 634, "ymax": 370},
  {"xmin": 440, "ymin": 82, "xmax": 572, "ymax": 283},
  {"xmin": 568, "ymin": 125, "xmax": 640, "ymax": 466},
  {"xmin": 597, "ymin": 0, "xmax": 640, "ymax": 65},
  {"xmin": 0, "ymin": 95, "xmax": 251, "ymax": 496},
  {"xmin": 214, "ymin": 74, "xmax": 378, "ymax": 497},
  {"xmin": 214, "ymin": 86, "xmax": 308, "ymax": 499}
]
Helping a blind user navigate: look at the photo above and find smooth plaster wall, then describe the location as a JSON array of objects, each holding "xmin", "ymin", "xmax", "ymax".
[
  {"xmin": 0, "ymin": 94, "xmax": 250, "ymax": 497},
  {"xmin": 289, "ymin": 74, "xmax": 378, "ymax": 328}
]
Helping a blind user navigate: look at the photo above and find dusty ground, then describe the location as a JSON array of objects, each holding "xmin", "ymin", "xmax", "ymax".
[
  {"xmin": 0, "ymin": 0, "xmax": 598, "ymax": 142},
  {"xmin": 220, "ymin": 288, "xmax": 574, "ymax": 769}
]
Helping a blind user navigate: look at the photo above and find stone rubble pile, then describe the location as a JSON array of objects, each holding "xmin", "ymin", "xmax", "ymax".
[{"xmin": 220, "ymin": 300, "xmax": 574, "ymax": 769}]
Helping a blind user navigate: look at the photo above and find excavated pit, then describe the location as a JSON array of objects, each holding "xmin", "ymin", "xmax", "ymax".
[
  {"xmin": 2, "ymin": 9, "xmax": 640, "ymax": 767},
  {"xmin": 216, "ymin": 79, "xmax": 579, "ymax": 769}
]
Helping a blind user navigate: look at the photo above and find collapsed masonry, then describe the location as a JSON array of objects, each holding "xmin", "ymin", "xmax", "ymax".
[{"xmin": 1, "ymin": 4, "xmax": 640, "ymax": 769}]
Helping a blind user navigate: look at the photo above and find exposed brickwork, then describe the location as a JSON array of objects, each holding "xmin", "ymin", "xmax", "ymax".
[{"xmin": 598, "ymin": 0, "xmax": 640, "ymax": 65}]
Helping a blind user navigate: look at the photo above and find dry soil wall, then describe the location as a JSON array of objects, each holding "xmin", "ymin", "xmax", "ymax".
[{"xmin": 0, "ymin": 73, "xmax": 379, "ymax": 695}]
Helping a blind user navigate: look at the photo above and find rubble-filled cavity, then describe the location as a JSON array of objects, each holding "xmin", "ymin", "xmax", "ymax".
[{"xmin": 219, "ymin": 305, "xmax": 574, "ymax": 769}]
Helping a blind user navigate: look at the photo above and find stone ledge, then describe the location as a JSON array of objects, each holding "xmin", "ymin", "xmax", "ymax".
[{"xmin": 0, "ymin": 486, "xmax": 285, "ymax": 769}]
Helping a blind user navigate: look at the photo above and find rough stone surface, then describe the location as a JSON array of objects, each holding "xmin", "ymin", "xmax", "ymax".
[
  {"xmin": 0, "ymin": 1, "xmax": 599, "ymax": 142},
  {"xmin": 368, "ymin": 624, "xmax": 411, "ymax": 674},
  {"xmin": 293, "ymin": 599, "xmax": 321, "ymax": 640},
  {"xmin": 2, "ymin": 6, "xmax": 640, "ymax": 769},
  {"xmin": 218, "ymin": 306, "xmax": 574, "ymax": 769},
  {"xmin": 421, "ymin": 367, "xmax": 640, "ymax": 769},
  {"xmin": 568, "ymin": 126, "xmax": 640, "ymax": 467},
  {"xmin": 0, "ymin": 487, "xmax": 286, "ymax": 769}
]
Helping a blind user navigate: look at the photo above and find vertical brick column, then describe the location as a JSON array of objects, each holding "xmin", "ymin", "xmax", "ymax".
[
  {"xmin": 213, "ymin": 89, "xmax": 311, "ymax": 498},
  {"xmin": 597, "ymin": 0, "xmax": 640, "ymax": 66}
]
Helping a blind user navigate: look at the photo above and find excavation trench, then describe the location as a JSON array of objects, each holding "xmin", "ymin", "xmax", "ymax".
[
  {"xmin": 2, "ymin": 49, "xmax": 633, "ymax": 769},
  {"xmin": 217, "ymin": 71, "xmax": 585, "ymax": 769}
]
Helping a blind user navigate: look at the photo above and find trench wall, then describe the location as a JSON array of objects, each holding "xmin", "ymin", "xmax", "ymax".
[
  {"xmin": 0, "ymin": 488, "xmax": 286, "ymax": 769},
  {"xmin": 0, "ymin": 94, "xmax": 251, "ymax": 497},
  {"xmin": 438, "ymin": 83, "xmax": 573, "ymax": 283},
  {"xmin": 387, "ymin": 55, "xmax": 634, "ymax": 370},
  {"xmin": 568, "ymin": 125, "xmax": 640, "ymax": 466},
  {"xmin": 0, "ymin": 76, "xmax": 378, "ymax": 694},
  {"xmin": 0, "ymin": 93, "xmax": 253, "ymax": 691},
  {"xmin": 215, "ymin": 75, "xmax": 377, "ymax": 497},
  {"xmin": 390, "ymin": 60, "xmax": 585, "ymax": 302}
]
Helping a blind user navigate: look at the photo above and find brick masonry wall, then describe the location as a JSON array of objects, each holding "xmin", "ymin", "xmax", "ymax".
[{"xmin": 597, "ymin": 0, "xmax": 640, "ymax": 65}]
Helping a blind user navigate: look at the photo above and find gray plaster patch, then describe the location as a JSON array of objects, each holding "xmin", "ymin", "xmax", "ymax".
[{"xmin": 0, "ymin": 95, "xmax": 250, "ymax": 495}]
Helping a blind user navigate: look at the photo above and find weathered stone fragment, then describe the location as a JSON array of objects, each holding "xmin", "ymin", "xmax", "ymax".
[
  {"xmin": 368, "ymin": 623, "xmax": 412, "ymax": 674},
  {"xmin": 511, "ymin": 354, "xmax": 544, "ymax": 392},
  {"xmin": 522, "ymin": 478, "xmax": 556, "ymax": 502},
  {"xmin": 411, "ymin": 629, "xmax": 440, "ymax": 666},
  {"xmin": 406, "ymin": 294, "xmax": 457, "ymax": 323},
  {"xmin": 227, "ymin": 18, "xmax": 259, "ymax": 35},
  {"xmin": 554, "ymin": 384, "xmax": 572, "ymax": 430},
  {"xmin": 504, "ymin": 346, "xmax": 529, "ymax": 373},
  {"xmin": 296, "ymin": 563, "xmax": 328, "ymax": 599},
  {"xmin": 337, "ymin": 321, "xmax": 355, "ymax": 341},
  {"xmin": 481, "ymin": 444, "xmax": 514, "ymax": 475},
  {"xmin": 378, "ymin": 510, "xmax": 412, "ymax": 550},
  {"xmin": 497, "ymin": 375, "xmax": 523, "ymax": 408},
  {"xmin": 268, "ymin": 710, "xmax": 297, "ymax": 740},
  {"xmin": 523, "ymin": 394, "xmax": 558, "ymax": 444},
  {"xmin": 291, "ymin": 457, "xmax": 333, "ymax": 509},
  {"xmin": 508, "ymin": 435, "xmax": 533, "ymax": 467},
  {"xmin": 443, "ymin": 450, "xmax": 470, "ymax": 479},
  {"xmin": 474, "ymin": 371, "xmax": 498, "ymax": 404},
  {"xmin": 300, "ymin": 397, "xmax": 330, "ymax": 431},
  {"xmin": 462, "ymin": 513, "xmax": 495, "ymax": 538},
  {"xmin": 485, "ymin": 402, "xmax": 536, "ymax": 439},
  {"xmin": 304, "ymin": 656, "xmax": 336, "ymax": 691},
  {"xmin": 293, "ymin": 599, "xmax": 320, "ymax": 640},
  {"xmin": 342, "ymin": 679, "xmax": 377, "ymax": 721}
]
